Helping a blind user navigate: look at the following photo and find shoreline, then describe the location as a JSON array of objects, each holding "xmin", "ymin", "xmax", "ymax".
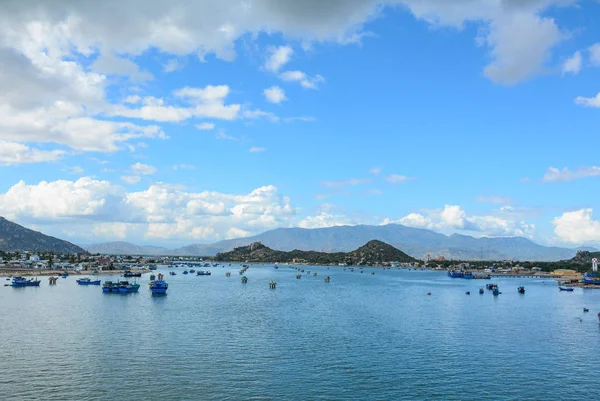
[{"xmin": 0, "ymin": 268, "xmax": 150, "ymax": 277}]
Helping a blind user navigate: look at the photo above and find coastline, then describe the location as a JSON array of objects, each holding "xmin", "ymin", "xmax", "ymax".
[{"xmin": 0, "ymin": 268, "xmax": 150, "ymax": 277}]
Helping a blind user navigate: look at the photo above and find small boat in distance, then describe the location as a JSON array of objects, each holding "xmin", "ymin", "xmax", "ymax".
[
  {"xmin": 559, "ymin": 287, "xmax": 574, "ymax": 292},
  {"xmin": 76, "ymin": 278, "xmax": 101, "ymax": 285},
  {"xmin": 196, "ymin": 271, "xmax": 212, "ymax": 276},
  {"xmin": 169, "ymin": 271, "xmax": 177, "ymax": 275},
  {"xmin": 493, "ymin": 288, "xmax": 500, "ymax": 296},
  {"xmin": 518, "ymin": 286, "xmax": 525, "ymax": 294},
  {"xmin": 183, "ymin": 270, "xmax": 189, "ymax": 275},
  {"xmin": 123, "ymin": 270, "xmax": 142, "ymax": 278},
  {"xmin": 479, "ymin": 288, "xmax": 484, "ymax": 294}
]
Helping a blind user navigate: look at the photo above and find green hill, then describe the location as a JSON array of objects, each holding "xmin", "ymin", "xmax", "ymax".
[{"xmin": 212, "ymin": 240, "xmax": 416, "ymax": 265}]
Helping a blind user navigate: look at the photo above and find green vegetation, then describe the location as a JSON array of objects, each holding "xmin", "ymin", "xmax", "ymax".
[{"xmin": 212, "ymin": 240, "xmax": 417, "ymax": 265}]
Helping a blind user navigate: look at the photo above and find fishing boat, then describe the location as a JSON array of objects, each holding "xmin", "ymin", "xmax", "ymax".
[
  {"xmin": 150, "ymin": 274, "xmax": 168, "ymax": 295},
  {"xmin": 492, "ymin": 288, "xmax": 500, "ymax": 296},
  {"xmin": 559, "ymin": 287, "xmax": 574, "ymax": 292},
  {"xmin": 183, "ymin": 270, "xmax": 189, "ymax": 275},
  {"xmin": 189, "ymin": 269, "xmax": 196, "ymax": 274},
  {"xmin": 10, "ymin": 277, "xmax": 41, "ymax": 287},
  {"xmin": 518, "ymin": 286, "xmax": 525, "ymax": 294},
  {"xmin": 76, "ymin": 278, "xmax": 101, "ymax": 285},
  {"xmin": 60, "ymin": 272, "xmax": 69, "ymax": 278},
  {"xmin": 197, "ymin": 271, "xmax": 212, "ymax": 276},
  {"xmin": 448, "ymin": 270, "xmax": 464, "ymax": 278},
  {"xmin": 462, "ymin": 272, "xmax": 475, "ymax": 279},
  {"xmin": 123, "ymin": 270, "xmax": 142, "ymax": 278},
  {"xmin": 479, "ymin": 288, "xmax": 484, "ymax": 294},
  {"xmin": 148, "ymin": 266, "xmax": 157, "ymax": 271},
  {"xmin": 102, "ymin": 281, "xmax": 119, "ymax": 293},
  {"xmin": 169, "ymin": 271, "xmax": 177, "ymax": 275},
  {"xmin": 486, "ymin": 283, "xmax": 498, "ymax": 291},
  {"xmin": 274, "ymin": 265, "xmax": 279, "ymax": 269},
  {"xmin": 118, "ymin": 281, "xmax": 140, "ymax": 293},
  {"xmin": 149, "ymin": 274, "xmax": 156, "ymax": 281}
]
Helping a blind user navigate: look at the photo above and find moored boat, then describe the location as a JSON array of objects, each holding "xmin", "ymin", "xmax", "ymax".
[
  {"xmin": 150, "ymin": 274, "xmax": 168, "ymax": 295},
  {"xmin": 123, "ymin": 270, "xmax": 142, "ymax": 278},
  {"xmin": 149, "ymin": 274, "xmax": 156, "ymax": 281},
  {"xmin": 197, "ymin": 271, "xmax": 211, "ymax": 276},
  {"xmin": 448, "ymin": 270, "xmax": 464, "ymax": 278},
  {"xmin": 11, "ymin": 277, "xmax": 41, "ymax": 287},
  {"xmin": 76, "ymin": 278, "xmax": 101, "ymax": 285},
  {"xmin": 463, "ymin": 272, "xmax": 475, "ymax": 279},
  {"xmin": 559, "ymin": 286, "xmax": 574, "ymax": 292},
  {"xmin": 517, "ymin": 286, "xmax": 525, "ymax": 294},
  {"xmin": 479, "ymin": 288, "xmax": 484, "ymax": 294},
  {"xmin": 492, "ymin": 288, "xmax": 500, "ymax": 296}
]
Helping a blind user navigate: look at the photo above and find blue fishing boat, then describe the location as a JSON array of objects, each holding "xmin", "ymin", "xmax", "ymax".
[
  {"xmin": 149, "ymin": 274, "xmax": 156, "ymax": 281},
  {"xmin": 148, "ymin": 266, "xmax": 157, "ymax": 271},
  {"xmin": 189, "ymin": 269, "xmax": 196, "ymax": 273},
  {"xmin": 118, "ymin": 281, "xmax": 140, "ymax": 293},
  {"xmin": 76, "ymin": 278, "xmax": 101, "ymax": 285},
  {"xmin": 196, "ymin": 271, "xmax": 211, "ymax": 276},
  {"xmin": 274, "ymin": 265, "xmax": 279, "ymax": 269},
  {"xmin": 11, "ymin": 277, "xmax": 41, "ymax": 287},
  {"xmin": 60, "ymin": 272, "xmax": 69, "ymax": 278},
  {"xmin": 492, "ymin": 288, "xmax": 500, "ymax": 296},
  {"xmin": 448, "ymin": 270, "xmax": 464, "ymax": 278},
  {"xmin": 582, "ymin": 274, "xmax": 600, "ymax": 285},
  {"xmin": 559, "ymin": 286, "xmax": 574, "ymax": 292},
  {"xmin": 462, "ymin": 272, "xmax": 475, "ymax": 279},
  {"xmin": 183, "ymin": 270, "xmax": 189, "ymax": 275},
  {"xmin": 150, "ymin": 274, "xmax": 168, "ymax": 295}
]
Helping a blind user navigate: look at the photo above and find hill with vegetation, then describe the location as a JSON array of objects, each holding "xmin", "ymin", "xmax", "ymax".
[
  {"xmin": 212, "ymin": 240, "xmax": 416, "ymax": 265},
  {"xmin": 0, "ymin": 217, "xmax": 85, "ymax": 254}
]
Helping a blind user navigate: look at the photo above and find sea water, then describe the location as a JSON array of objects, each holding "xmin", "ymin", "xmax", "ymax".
[{"xmin": 1, "ymin": 266, "xmax": 599, "ymax": 400}]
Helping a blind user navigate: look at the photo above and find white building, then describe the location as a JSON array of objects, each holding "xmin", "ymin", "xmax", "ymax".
[{"xmin": 29, "ymin": 254, "xmax": 40, "ymax": 262}]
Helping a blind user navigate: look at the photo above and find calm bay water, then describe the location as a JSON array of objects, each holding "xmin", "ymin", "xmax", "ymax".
[{"xmin": 1, "ymin": 266, "xmax": 599, "ymax": 400}]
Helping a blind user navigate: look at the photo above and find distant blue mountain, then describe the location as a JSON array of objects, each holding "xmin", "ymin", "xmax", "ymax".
[{"xmin": 172, "ymin": 224, "xmax": 594, "ymax": 262}]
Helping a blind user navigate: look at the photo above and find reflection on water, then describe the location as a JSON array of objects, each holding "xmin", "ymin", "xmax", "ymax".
[{"xmin": 0, "ymin": 266, "xmax": 599, "ymax": 400}]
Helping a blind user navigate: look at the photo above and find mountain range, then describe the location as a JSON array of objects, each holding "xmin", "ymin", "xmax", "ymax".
[
  {"xmin": 85, "ymin": 223, "xmax": 596, "ymax": 262},
  {"xmin": 0, "ymin": 217, "xmax": 85, "ymax": 254}
]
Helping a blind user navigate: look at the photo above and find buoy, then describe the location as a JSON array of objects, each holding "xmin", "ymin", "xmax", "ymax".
[{"xmin": 466, "ymin": 291, "xmax": 470, "ymax": 295}]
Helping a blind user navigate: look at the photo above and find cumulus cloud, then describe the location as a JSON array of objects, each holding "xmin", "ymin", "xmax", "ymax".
[
  {"xmin": 0, "ymin": 177, "xmax": 299, "ymax": 243},
  {"xmin": 249, "ymin": 147, "xmax": 266, "ymax": 153},
  {"xmin": 264, "ymin": 46, "xmax": 293, "ymax": 72},
  {"xmin": 0, "ymin": 141, "xmax": 66, "ymax": 165},
  {"xmin": 263, "ymin": 86, "xmax": 287, "ymax": 104},
  {"xmin": 279, "ymin": 70, "xmax": 325, "ymax": 89},
  {"xmin": 391, "ymin": 204, "xmax": 535, "ymax": 237},
  {"xmin": 562, "ymin": 51, "xmax": 582, "ymax": 75},
  {"xmin": 589, "ymin": 43, "xmax": 600, "ymax": 66},
  {"xmin": 553, "ymin": 208, "xmax": 600, "ymax": 244},
  {"xmin": 575, "ymin": 93, "xmax": 600, "ymax": 108},
  {"xmin": 195, "ymin": 122, "xmax": 215, "ymax": 130},
  {"xmin": 542, "ymin": 166, "xmax": 600, "ymax": 182},
  {"xmin": 130, "ymin": 162, "xmax": 157, "ymax": 175}
]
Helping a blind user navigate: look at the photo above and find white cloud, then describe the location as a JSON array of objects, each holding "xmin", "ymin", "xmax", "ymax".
[
  {"xmin": 131, "ymin": 162, "xmax": 157, "ymax": 175},
  {"xmin": 63, "ymin": 166, "xmax": 85, "ymax": 175},
  {"xmin": 385, "ymin": 174, "xmax": 412, "ymax": 184},
  {"xmin": 249, "ymin": 147, "xmax": 266, "ymax": 153},
  {"xmin": 542, "ymin": 166, "xmax": 600, "ymax": 182},
  {"xmin": 121, "ymin": 175, "xmax": 141, "ymax": 184},
  {"xmin": 263, "ymin": 86, "xmax": 287, "ymax": 104},
  {"xmin": 264, "ymin": 46, "xmax": 293, "ymax": 72},
  {"xmin": 0, "ymin": 141, "xmax": 66, "ymax": 165},
  {"xmin": 393, "ymin": 204, "xmax": 534, "ymax": 237},
  {"xmin": 163, "ymin": 58, "xmax": 184, "ymax": 73},
  {"xmin": 279, "ymin": 70, "xmax": 325, "ymax": 89},
  {"xmin": 195, "ymin": 122, "xmax": 215, "ymax": 130},
  {"xmin": 553, "ymin": 208, "xmax": 600, "ymax": 244},
  {"xmin": 124, "ymin": 95, "xmax": 142, "ymax": 104},
  {"xmin": 298, "ymin": 212, "xmax": 355, "ymax": 229},
  {"xmin": 214, "ymin": 130, "xmax": 239, "ymax": 141},
  {"xmin": 91, "ymin": 52, "xmax": 153, "ymax": 82},
  {"xmin": 575, "ymin": 93, "xmax": 600, "ymax": 108},
  {"xmin": 562, "ymin": 51, "xmax": 582, "ymax": 75},
  {"xmin": 368, "ymin": 167, "xmax": 382, "ymax": 175},
  {"xmin": 0, "ymin": 178, "xmax": 299, "ymax": 243},
  {"xmin": 589, "ymin": 43, "xmax": 600, "ymax": 66},
  {"xmin": 321, "ymin": 178, "xmax": 372, "ymax": 189}
]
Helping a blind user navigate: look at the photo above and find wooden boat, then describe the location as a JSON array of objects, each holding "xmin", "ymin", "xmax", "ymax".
[{"xmin": 559, "ymin": 287, "xmax": 574, "ymax": 292}]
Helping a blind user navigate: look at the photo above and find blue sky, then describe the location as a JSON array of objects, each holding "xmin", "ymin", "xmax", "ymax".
[{"xmin": 0, "ymin": 0, "xmax": 599, "ymax": 248}]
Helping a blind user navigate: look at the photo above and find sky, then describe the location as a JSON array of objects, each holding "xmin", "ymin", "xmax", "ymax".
[{"xmin": 0, "ymin": 0, "xmax": 600, "ymax": 248}]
